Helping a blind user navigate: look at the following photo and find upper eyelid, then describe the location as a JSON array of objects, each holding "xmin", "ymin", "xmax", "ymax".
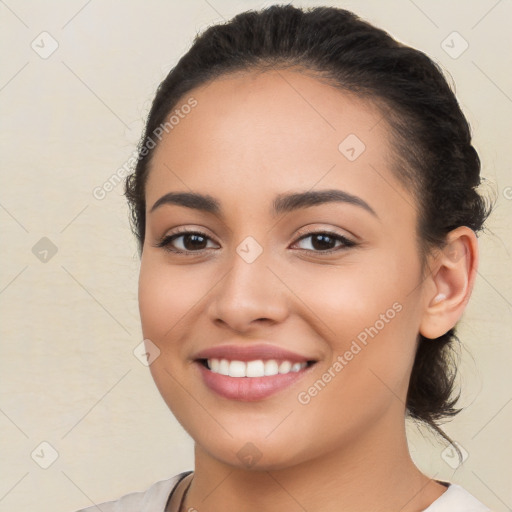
[
  {"xmin": 166, "ymin": 226, "xmax": 219, "ymax": 243},
  {"xmin": 163, "ymin": 226, "xmax": 353, "ymax": 240},
  {"xmin": 164, "ymin": 222, "xmax": 355, "ymax": 238},
  {"xmin": 294, "ymin": 225, "xmax": 355, "ymax": 241}
]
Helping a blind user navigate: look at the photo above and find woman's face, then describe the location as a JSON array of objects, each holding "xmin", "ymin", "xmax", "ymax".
[{"xmin": 139, "ymin": 69, "xmax": 429, "ymax": 470}]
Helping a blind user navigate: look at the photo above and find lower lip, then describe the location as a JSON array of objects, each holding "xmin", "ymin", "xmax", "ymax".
[{"xmin": 196, "ymin": 361, "xmax": 314, "ymax": 401}]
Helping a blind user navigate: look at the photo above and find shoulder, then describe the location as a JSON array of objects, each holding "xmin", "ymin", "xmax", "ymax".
[
  {"xmin": 424, "ymin": 483, "xmax": 492, "ymax": 512},
  {"xmin": 73, "ymin": 471, "xmax": 192, "ymax": 512}
]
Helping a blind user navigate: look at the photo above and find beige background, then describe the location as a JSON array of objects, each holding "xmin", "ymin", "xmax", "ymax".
[{"xmin": 0, "ymin": 1, "xmax": 511, "ymax": 511}]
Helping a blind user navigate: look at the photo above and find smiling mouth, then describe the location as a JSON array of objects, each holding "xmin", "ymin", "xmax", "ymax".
[{"xmin": 197, "ymin": 358, "xmax": 317, "ymax": 378}]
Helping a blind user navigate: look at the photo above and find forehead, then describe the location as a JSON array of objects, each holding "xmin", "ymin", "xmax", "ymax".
[
  {"xmin": 151, "ymin": 68, "xmax": 389, "ymax": 167},
  {"xmin": 145, "ymin": 69, "xmax": 412, "ymax": 224}
]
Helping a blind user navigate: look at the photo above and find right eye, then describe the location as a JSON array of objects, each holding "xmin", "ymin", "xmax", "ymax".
[{"xmin": 155, "ymin": 229, "xmax": 219, "ymax": 255}]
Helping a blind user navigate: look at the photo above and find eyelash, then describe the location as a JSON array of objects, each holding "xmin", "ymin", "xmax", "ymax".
[{"xmin": 154, "ymin": 227, "xmax": 357, "ymax": 256}]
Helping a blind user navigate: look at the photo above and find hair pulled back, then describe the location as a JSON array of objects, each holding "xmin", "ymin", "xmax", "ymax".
[{"xmin": 126, "ymin": 5, "xmax": 492, "ymax": 449}]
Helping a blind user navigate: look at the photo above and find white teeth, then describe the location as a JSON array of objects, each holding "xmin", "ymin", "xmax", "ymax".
[
  {"xmin": 206, "ymin": 358, "xmax": 308, "ymax": 377},
  {"xmin": 218, "ymin": 359, "xmax": 230, "ymax": 376},
  {"xmin": 291, "ymin": 362, "xmax": 302, "ymax": 372},
  {"xmin": 278, "ymin": 360, "xmax": 292, "ymax": 374},
  {"xmin": 264, "ymin": 359, "xmax": 279, "ymax": 376},
  {"xmin": 228, "ymin": 360, "xmax": 246, "ymax": 377},
  {"xmin": 246, "ymin": 360, "xmax": 265, "ymax": 377}
]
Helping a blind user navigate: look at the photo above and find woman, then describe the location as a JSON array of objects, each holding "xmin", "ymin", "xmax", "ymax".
[{"xmin": 78, "ymin": 4, "xmax": 493, "ymax": 511}]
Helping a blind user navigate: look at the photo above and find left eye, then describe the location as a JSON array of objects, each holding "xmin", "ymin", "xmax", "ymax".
[
  {"xmin": 156, "ymin": 231, "xmax": 217, "ymax": 253},
  {"xmin": 293, "ymin": 232, "xmax": 356, "ymax": 252}
]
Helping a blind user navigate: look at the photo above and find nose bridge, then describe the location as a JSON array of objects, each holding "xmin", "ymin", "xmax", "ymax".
[{"xmin": 207, "ymin": 236, "xmax": 288, "ymax": 330}]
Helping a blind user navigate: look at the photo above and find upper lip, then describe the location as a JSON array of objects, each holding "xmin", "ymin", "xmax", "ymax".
[{"xmin": 193, "ymin": 343, "xmax": 316, "ymax": 363}]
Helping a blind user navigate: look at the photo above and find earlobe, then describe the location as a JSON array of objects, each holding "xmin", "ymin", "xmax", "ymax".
[{"xmin": 419, "ymin": 227, "xmax": 479, "ymax": 340}]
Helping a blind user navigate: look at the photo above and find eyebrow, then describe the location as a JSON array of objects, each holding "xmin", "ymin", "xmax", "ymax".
[{"xmin": 150, "ymin": 189, "xmax": 378, "ymax": 218}]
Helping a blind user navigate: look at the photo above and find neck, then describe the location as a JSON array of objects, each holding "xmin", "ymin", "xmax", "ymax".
[{"xmin": 182, "ymin": 417, "xmax": 446, "ymax": 512}]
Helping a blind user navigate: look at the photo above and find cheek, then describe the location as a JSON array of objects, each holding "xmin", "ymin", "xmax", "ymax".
[
  {"xmin": 287, "ymin": 247, "xmax": 417, "ymax": 344},
  {"xmin": 138, "ymin": 257, "xmax": 199, "ymax": 424},
  {"xmin": 138, "ymin": 255, "xmax": 202, "ymax": 342},
  {"xmin": 291, "ymin": 248, "xmax": 421, "ymax": 412},
  {"xmin": 292, "ymin": 306, "xmax": 418, "ymax": 457}
]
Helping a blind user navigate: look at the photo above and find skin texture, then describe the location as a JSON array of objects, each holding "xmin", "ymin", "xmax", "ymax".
[{"xmin": 138, "ymin": 69, "xmax": 478, "ymax": 512}]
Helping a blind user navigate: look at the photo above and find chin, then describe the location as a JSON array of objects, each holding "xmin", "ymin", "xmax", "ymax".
[
  {"xmin": 193, "ymin": 431, "xmax": 314, "ymax": 472},
  {"xmin": 215, "ymin": 450, "xmax": 304, "ymax": 472}
]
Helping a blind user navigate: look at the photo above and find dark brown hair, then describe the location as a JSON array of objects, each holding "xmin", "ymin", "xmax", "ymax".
[{"xmin": 125, "ymin": 4, "xmax": 492, "ymax": 453}]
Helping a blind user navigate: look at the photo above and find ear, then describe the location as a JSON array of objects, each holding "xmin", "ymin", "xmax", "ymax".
[{"xmin": 419, "ymin": 226, "xmax": 479, "ymax": 340}]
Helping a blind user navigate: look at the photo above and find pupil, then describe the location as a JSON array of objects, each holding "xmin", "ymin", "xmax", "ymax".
[
  {"xmin": 312, "ymin": 234, "xmax": 334, "ymax": 250},
  {"xmin": 185, "ymin": 234, "xmax": 206, "ymax": 250}
]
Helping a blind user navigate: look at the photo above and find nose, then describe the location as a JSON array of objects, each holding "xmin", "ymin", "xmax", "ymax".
[{"xmin": 206, "ymin": 247, "xmax": 289, "ymax": 333}]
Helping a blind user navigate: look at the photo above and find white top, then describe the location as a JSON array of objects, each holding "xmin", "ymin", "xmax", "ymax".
[{"xmin": 74, "ymin": 472, "xmax": 492, "ymax": 512}]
